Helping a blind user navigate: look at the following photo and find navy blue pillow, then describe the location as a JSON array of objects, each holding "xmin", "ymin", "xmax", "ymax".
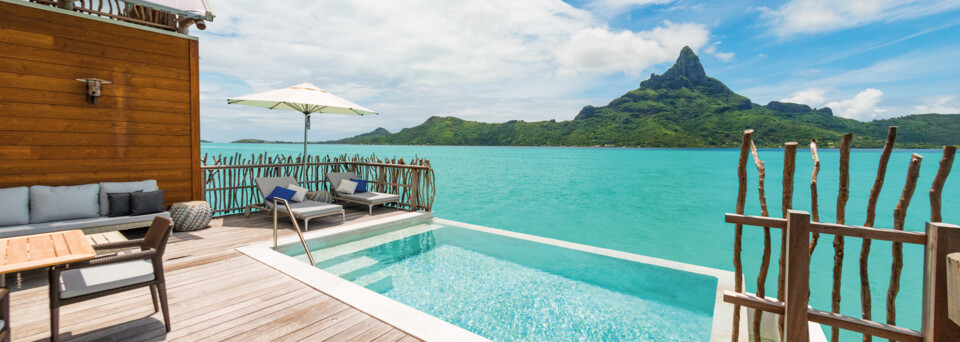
[
  {"xmin": 350, "ymin": 178, "xmax": 367, "ymax": 193},
  {"xmin": 266, "ymin": 186, "xmax": 296, "ymax": 202}
]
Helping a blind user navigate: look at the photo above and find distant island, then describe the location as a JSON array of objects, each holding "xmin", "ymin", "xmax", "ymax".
[
  {"xmin": 231, "ymin": 139, "xmax": 295, "ymax": 144},
  {"xmin": 237, "ymin": 47, "xmax": 959, "ymax": 148},
  {"xmin": 200, "ymin": 139, "xmax": 213, "ymax": 143}
]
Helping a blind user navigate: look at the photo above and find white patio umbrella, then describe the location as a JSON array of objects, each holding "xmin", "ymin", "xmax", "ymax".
[{"xmin": 227, "ymin": 82, "xmax": 378, "ymax": 181}]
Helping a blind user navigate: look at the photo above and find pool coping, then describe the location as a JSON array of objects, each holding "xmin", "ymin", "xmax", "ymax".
[{"xmin": 238, "ymin": 213, "xmax": 747, "ymax": 341}]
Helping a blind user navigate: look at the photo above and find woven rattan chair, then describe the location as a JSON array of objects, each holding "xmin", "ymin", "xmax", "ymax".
[{"xmin": 48, "ymin": 217, "xmax": 173, "ymax": 342}]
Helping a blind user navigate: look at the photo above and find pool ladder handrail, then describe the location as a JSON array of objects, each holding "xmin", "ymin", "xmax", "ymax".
[{"xmin": 272, "ymin": 197, "xmax": 316, "ymax": 266}]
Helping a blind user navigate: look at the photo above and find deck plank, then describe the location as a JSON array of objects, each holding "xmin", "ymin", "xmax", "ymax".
[{"xmin": 7, "ymin": 207, "xmax": 422, "ymax": 342}]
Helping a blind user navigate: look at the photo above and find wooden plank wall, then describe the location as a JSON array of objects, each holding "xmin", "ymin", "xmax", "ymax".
[{"xmin": 0, "ymin": 1, "xmax": 202, "ymax": 205}]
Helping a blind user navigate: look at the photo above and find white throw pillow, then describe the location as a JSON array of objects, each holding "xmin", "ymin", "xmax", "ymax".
[
  {"xmin": 286, "ymin": 184, "xmax": 308, "ymax": 202},
  {"xmin": 337, "ymin": 179, "xmax": 358, "ymax": 195}
]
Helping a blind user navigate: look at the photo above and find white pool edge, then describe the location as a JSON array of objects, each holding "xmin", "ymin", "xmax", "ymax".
[
  {"xmin": 239, "ymin": 212, "xmax": 485, "ymax": 342},
  {"xmin": 240, "ymin": 213, "xmax": 747, "ymax": 342}
]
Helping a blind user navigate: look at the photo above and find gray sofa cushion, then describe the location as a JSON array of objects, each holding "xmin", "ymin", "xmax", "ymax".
[
  {"xmin": 267, "ymin": 200, "xmax": 342, "ymax": 218},
  {"xmin": 30, "ymin": 184, "xmax": 100, "ymax": 224},
  {"xmin": 0, "ymin": 187, "xmax": 29, "ymax": 226},
  {"xmin": 340, "ymin": 191, "xmax": 400, "ymax": 204},
  {"xmin": 99, "ymin": 180, "xmax": 158, "ymax": 216},
  {"xmin": 59, "ymin": 260, "xmax": 155, "ymax": 299},
  {"xmin": 0, "ymin": 212, "xmax": 170, "ymax": 238}
]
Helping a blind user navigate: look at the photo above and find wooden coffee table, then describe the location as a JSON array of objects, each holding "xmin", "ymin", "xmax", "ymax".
[{"xmin": 0, "ymin": 230, "xmax": 97, "ymax": 286}]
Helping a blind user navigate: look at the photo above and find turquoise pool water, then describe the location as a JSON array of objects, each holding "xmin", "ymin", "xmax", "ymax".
[
  {"xmin": 279, "ymin": 221, "xmax": 718, "ymax": 341},
  {"xmin": 204, "ymin": 143, "xmax": 960, "ymax": 340}
]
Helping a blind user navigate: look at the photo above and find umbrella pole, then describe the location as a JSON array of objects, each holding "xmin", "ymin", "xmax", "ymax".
[{"xmin": 302, "ymin": 113, "xmax": 310, "ymax": 184}]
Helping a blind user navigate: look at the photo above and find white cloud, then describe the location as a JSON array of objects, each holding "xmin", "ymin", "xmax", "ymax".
[
  {"xmin": 196, "ymin": 0, "xmax": 714, "ymax": 141},
  {"xmin": 586, "ymin": 0, "xmax": 674, "ymax": 16},
  {"xmin": 739, "ymin": 47, "xmax": 960, "ymax": 119},
  {"xmin": 759, "ymin": 0, "xmax": 960, "ymax": 38},
  {"xmin": 704, "ymin": 41, "xmax": 735, "ymax": 62},
  {"xmin": 825, "ymin": 88, "xmax": 889, "ymax": 120},
  {"xmin": 914, "ymin": 96, "xmax": 960, "ymax": 114},
  {"xmin": 556, "ymin": 21, "xmax": 710, "ymax": 75},
  {"xmin": 781, "ymin": 88, "xmax": 827, "ymax": 107}
]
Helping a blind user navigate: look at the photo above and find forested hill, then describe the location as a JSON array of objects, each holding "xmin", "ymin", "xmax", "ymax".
[{"xmin": 325, "ymin": 47, "xmax": 959, "ymax": 148}]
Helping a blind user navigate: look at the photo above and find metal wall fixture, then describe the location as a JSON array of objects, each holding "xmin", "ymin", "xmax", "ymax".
[{"xmin": 76, "ymin": 78, "xmax": 111, "ymax": 104}]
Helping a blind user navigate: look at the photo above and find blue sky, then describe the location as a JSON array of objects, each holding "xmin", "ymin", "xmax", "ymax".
[{"xmin": 196, "ymin": 0, "xmax": 960, "ymax": 142}]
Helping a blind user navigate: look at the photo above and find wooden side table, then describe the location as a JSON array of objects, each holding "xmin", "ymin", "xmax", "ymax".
[
  {"xmin": 170, "ymin": 201, "xmax": 212, "ymax": 232},
  {"xmin": 0, "ymin": 230, "xmax": 97, "ymax": 286},
  {"xmin": 0, "ymin": 230, "xmax": 96, "ymax": 340},
  {"xmin": 0, "ymin": 230, "xmax": 96, "ymax": 275}
]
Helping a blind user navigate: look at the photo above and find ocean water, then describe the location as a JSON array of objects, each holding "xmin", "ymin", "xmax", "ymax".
[{"xmin": 203, "ymin": 143, "xmax": 960, "ymax": 340}]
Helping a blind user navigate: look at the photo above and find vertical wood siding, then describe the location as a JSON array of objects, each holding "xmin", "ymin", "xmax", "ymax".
[{"xmin": 0, "ymin": 1, "xmax": 201, "ymax": 205}]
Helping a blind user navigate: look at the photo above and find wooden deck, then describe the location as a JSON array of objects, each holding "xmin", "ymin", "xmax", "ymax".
[{"xmin": 6, "ymin": 207, "xmax": 423, "ymax": 342}]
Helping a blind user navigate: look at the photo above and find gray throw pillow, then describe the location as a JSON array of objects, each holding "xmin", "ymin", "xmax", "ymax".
[
  {"xmin": 99, "ymin": 180, "xmax": 158, "ymax": 216},
  {"xmin": 130, "ymin": 190, "xmax": 165, "ymax": 216},
  {"xmin": 30, "ymin": 184, "xmax": 100, "ymax": 224},
  {"xmin": 0, "ymin": 187, "xmax": 29, "ymax": 226}
]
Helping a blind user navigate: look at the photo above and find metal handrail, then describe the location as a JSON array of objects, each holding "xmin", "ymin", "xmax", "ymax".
[{"xmin": 272, "ymin": 198, "xmax": 315, "ymax": 266}]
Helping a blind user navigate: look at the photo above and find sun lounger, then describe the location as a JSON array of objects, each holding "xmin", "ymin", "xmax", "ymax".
[
  {"xmin": 326, "ymin": 172, "xmax": 401, "ymax": 214},
  {"xmin": 249, "ymin": 177, "xmax": 344, "ymax": 230}
]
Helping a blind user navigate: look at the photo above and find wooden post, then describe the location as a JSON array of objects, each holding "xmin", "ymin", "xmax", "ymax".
[
  {"xmin": 733, "ymin": 129, "xmax": 753, "ymax": 342},
  {"xmin": 751, "ymin": 141, "xmax": 772, "ymax": 341},
  {"xmin": 832, "ymin": 133, "xmax": 853, "ymax": 342},
  {"xmin": 861, "ymin": 126, "xmax": 898, "ymax": 342},
  {"xmin": 785, "ymin": 210, "xmax": 811, "ymax": 342},
  {"xmin": 780, "ymin": 142, "xmax": 798, "ymax": 338},
  {"xmin": 921, "ymin": 222, "xmax": 960, "ymax": 341},
  {"xmin": 930, "ymin": 146, "xmax": 956, "ymax": 223},
  {"xmin": 810, "ymin": 139, "xmax": 821, "ymax": 254},
  {"xmin": 888, "ymin": 154, "xmax": 923, "ymax": 330},
  {"xmin": 947, "ymin": 253, "xmax": 960, "ymax": 325}
]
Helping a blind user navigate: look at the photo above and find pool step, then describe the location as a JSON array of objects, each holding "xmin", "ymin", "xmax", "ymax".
[
  {"xmin": 324, "ymin": 256, "xmax": 379, "ymax": 276},
  {"xmin": 308, "ymin": 223, "xmax": 444, "ymax": 263},
  {"xmin": 359, "ymin": 275, "xmax": 394, "ymax": 294}
]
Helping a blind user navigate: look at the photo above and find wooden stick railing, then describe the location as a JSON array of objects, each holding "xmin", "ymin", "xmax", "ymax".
[
  {"xmin": 726, "ymin": 128, "xmax": 958, "ymax": 341},
  {"xmin": 29, "ymin": 0, "xmax": 182, "ymax": 31},
  {"xmin": 200, "ymin": 153, "xmax": 436, "ymax": 216},
  {"xmin": 725, "ymin": 211, "xmax": 960, "ymax": 342}
]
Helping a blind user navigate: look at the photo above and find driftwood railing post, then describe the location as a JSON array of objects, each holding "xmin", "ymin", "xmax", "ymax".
[
  {"xmin": 733, "ymin": 129, "xmax": 753, "ymax": 342},
  {"xmin": 921, "ymin": 222, "xmax": 960, "ymax": 341},
  {"xmin": 831, "ymin": 133, "xmax": 852, "ymax": 342},
  {"xmin": 785, "ymin": 210, "xmax": 811, "ymax": 342},
  {"xmin": 750, "ymin": 140, "xmax": 772, "ymax": 340}
]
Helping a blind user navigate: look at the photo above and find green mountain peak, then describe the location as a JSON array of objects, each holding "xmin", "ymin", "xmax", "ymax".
[{"xmin": 638, "ymin": 46, "xmax": 733, "ymax": 96}]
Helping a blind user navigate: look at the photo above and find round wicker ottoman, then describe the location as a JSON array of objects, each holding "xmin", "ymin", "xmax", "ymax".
[
  {"xmin": 305, "ymin": 191, "xmax": 332, "ymax": 203},
  {"xmin": 170, "ymin": 201, "xmax": 212, "ymax": 232}
]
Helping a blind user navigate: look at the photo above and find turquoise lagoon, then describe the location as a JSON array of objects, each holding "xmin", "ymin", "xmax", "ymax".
[{"xmin": 203, "ymin": 143, "xmax": 960, "ymax": 340}]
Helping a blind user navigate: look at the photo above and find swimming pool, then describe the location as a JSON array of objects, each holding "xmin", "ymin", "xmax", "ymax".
[{"xmin": 241, "ymin": 213, "xmax": 738, "ymax": 341}]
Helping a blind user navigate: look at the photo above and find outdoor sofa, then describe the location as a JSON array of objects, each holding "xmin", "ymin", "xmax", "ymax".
[
  {"xmin": 0, "ymin": 180, "xmax": 170, "ymax": 239},
  {"xmin": 249, "ymin": 177, "xmax": 344, "ymax": 231},
  {"xmin": 326, "ymin": 172, "xmax": 401, "ymax": 215}
]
